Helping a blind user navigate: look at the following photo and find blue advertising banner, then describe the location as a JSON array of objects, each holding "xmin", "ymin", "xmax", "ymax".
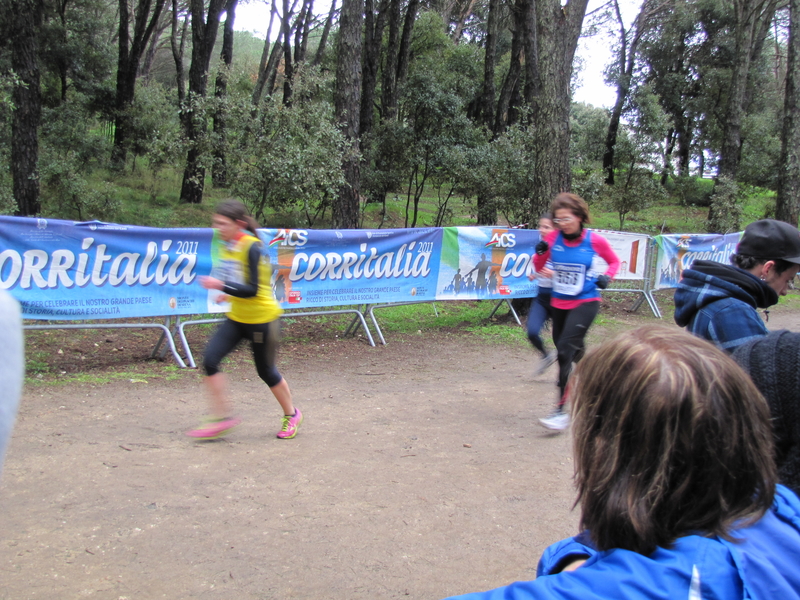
[
  {"xmin": 2, "ymin": 215, "xmax": 669, "ymax": 319},
  {"xmin": 261, "ymin": 226, "xmax": 443, "ymax": 307},
  {"xmin": 436, "ymin": 226, "xmax": 540, "ymax": 299},
  {"xmin": 654, "ymin": 232, "xmax": 742, "ymax": 289},
  {"xmin": 0, "ymin": 216, "xmax": 213, "ymax": 319},
  {"xmin": 1, "ymin": 217, "xmax": 544, "ymax": 319}
]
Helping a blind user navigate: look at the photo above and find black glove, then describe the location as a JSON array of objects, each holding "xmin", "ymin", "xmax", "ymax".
[
  {"xmin": 535, "ymin": 240, "xmax": 549, "ymax": 255},
  {"xmin": 596, "ymin": 274, "xmax": 611, "ymax": 289}
]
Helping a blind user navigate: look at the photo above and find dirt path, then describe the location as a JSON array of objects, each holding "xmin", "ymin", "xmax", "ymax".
[{"xmin": 3, "ymin": 304, "xmax": 800, "ymax": 599}]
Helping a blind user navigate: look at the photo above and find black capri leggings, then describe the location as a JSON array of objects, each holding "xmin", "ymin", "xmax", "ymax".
[
  {"xmin": 550, "ymin": 300, "xmax": 600, "ymax": 403},
  {"xmin": 203, "ymin": 318, "xmax": 283, "ymax": 387}
]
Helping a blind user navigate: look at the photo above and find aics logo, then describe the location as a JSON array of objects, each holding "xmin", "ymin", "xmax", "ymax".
[
  {"xmin": 485, "ymin": 232, "xmax": 516, "ymax": 249},
  {"xmin": 268, "ymin": 229, "xmax": 309, "ymax": 248}
]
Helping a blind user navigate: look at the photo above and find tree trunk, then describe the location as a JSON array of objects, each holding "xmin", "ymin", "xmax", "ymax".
[
  {"xmin": 139, "ymin": 14, "xmax": 170, "ymax": 81},
  {"xmin": 381, "ymin": 0, "xmax": 401, "ymax": 120},
  {"xmin": 112, "ymin": 0, "xmax": 167, "ymax": 167},
  {"xmin": 452, "ymin": 0, "xmax": 478, "ymax": 42},
  {"xmin": 661, "ymin": 128, "xmax": 676, "ymax": 186},
  {"xmin": 717, "ymin": 0, "xmax": 778, "ymax": 181},
  {"xmin": 281, "ymin": 0, "xmax": 298, "ymax": 106},
  {"xmin": 777, "ymin": 0, "xmax": 800, "ymax": 226},
  {"xmin": 293, "ymin": 0, "xmax": 312, "ymax": 64},
  {"xmin": 212, "ymin": 0, "xmax": 237, "ymax": 188},
  {"xmin": 251, "ymin": 2, "xmax": 281, "ymax": 107},
  {"xmin": 7, "ymin": 0, "xmax": 43, "ymax": 216},
  {"xmin": 526, "ymin": 0, "xmax": 589, "ymax": 221},
  {"xmin": 55, "ymin": 0, "xmax": 68, "ymax": 103},
  {"xmin": 602, "ymin": 0, "xmax": 656, "ymax": 185},
  {"xmin": 333, "ymin": 0, "xmax": 363, "ymax": 229},
  {"xmin": 170, "ymin": 0, "xmax": 189, "ymax": 104},
  {"xmin": 179, "ymin": 0, "xmax": 226, "ymax": 204},
  {"xmin": 312, "ymin": 0, "xmax": 337, "ymax": 65},
  {"xmin": 477, "ymin": 192, "xmax": 496, "ymax": 225},
  {"xmin": 360, "ymin": 0, "xmax": 388, "ymax": 140},
  {"xmin": 479, "ymin": 0, "xmax": 499, "ymax": 128},
  {"xmin": 677, "ymin": 113, "xmax": 692, "ymax": 176},
  {"xmin": 494, "ymin": 0, "xmax": 523, "ymax": 134},
  {"xmin": 395, "ymin": 0, "xmax": 419, "ymax": 94}
]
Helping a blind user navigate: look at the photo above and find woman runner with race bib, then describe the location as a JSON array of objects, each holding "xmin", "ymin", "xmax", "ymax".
[{"xmin": 532, "ymin": 194, "xmax": 620, "ymax": 431}]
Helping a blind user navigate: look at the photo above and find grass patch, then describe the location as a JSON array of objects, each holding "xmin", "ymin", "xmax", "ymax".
[{"xmin": 27, "ymin": 365, "xmax": 193, "ymax": 387}]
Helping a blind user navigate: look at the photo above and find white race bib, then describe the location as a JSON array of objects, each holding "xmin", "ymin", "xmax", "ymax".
[{"xmin": 552, "ymin": 263, "xmax": 586, "ymax": 296}]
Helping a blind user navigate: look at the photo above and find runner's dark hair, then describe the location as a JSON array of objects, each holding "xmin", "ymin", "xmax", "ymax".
[
  {"xmin": 570, "ymin": 326, "xmax": 776, "ymax": 555},
  {"xmin": 731, "ymin": 254, "xmax": 795, "ymax": 274},
  {"xmin": 215, "ymin": 199, "xmax": 259, "ymax": 237}
]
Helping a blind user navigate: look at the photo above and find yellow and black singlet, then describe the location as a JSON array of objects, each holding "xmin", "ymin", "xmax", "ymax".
[{"xmin": 217, "ymin": 233, "xmax": 282, "ymax": 324}]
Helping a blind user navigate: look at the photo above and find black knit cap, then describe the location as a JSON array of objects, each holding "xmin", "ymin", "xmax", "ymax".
[
  {"xmin": 733, "ymin": 330, "xmax": 800, "ymax": 496},
  {"xmin": 736, "ymin": 219, "xmax": 800, "ymax": 264}
]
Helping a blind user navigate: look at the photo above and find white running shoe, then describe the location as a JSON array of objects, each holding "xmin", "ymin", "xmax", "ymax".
[
  {"xmin": 538, "ymin": 411, "xmax": 570, "ymax": 431},
  {"xmin": 532, "ymin": 350, "xmax": 558, "ymax": 377}
]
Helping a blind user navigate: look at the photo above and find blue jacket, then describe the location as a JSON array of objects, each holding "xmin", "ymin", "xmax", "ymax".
[
  {"xmin": 673, "ymin": 260, "xmax": 777, "ymax": 352},
  {"xmin": 444, "ymin": 485, "xmax": 800, "ymax": 600}
]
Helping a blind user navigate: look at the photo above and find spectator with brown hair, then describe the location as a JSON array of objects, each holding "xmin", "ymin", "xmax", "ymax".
[{"xmin": 444, "ymin": 327, "xmax": 800, "ymax": 600}]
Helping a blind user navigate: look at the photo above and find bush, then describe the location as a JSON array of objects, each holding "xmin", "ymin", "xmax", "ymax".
[
  {"xmin": 39, "ymin": 154, "xmax": 120, "ymax": 221},
  {"xmin": 672, "ymin": 176, "xmax": 714, "ymax": 207},
  {"xmin": 706, "ymin": 177, "xmax": 742, "ymax": 233}
]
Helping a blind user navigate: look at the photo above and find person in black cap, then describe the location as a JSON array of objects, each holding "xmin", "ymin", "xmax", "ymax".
[
  {"xmin": 674, "ymin": 219, "xmax": 800, "ymax": 352},
  {"xmin": 733, "ymin": 330, "xmax": 800, "ymax": 497}
]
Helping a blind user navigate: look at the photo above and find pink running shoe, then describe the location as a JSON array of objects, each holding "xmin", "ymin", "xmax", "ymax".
[
  {"xmin": 277, "ymin": 408, "xmax": 303, "ymax": 439},
  {"xmin": 186, "ymin": 416, "xmax": 242, "ymax": 440}
]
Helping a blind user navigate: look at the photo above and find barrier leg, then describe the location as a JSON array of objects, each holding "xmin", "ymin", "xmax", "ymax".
[
  {"xmin": 367, "ymin": 305, "xmax": 387, "ymax": 345},
  {"xmin": 487, "ymin": 299, "xmax": 505, "ymax": 320},
  {"xmin": 629, "ymin": 295, "xmax": 645, "ymax": 313},
  {"xmin": 157, "ymin": 316, "xmax": 179, "ymax": 360},
  {"xmin": 150, "ymin": 317, "xmax": 168, "ymax": 359},
  {"xmin": 505, "ymin": 299, "xmax": 521, "ymax": 325},
  {"xmin": 644, "ymin": 291, "xmax": 662, "ymax": 319},
  {"xmin": 344, "ymin": 305, "xmax": 367, "ymax": 337},
  {"xmin": 487, "ymin": 298, "xmax": 521, "ymax": 325}
]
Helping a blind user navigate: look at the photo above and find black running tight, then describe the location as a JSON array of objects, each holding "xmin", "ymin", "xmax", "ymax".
[
  {"xmin": 550, "ymin": 301, "xmax": 600, "ymax": 403},
  {"xmin": 203, "ymin": 318, "xmax": 282, "ymax": 387}
]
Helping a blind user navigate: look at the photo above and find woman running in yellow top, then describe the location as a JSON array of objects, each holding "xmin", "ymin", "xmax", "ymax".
[{"xmin": 187, "ymin": 200, "xmax": 302, "ymax": 440}]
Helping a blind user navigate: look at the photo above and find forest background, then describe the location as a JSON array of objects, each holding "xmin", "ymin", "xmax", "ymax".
[{"xmin": 2, "ymin": 0, "xmax": 800, "ymax": 235}]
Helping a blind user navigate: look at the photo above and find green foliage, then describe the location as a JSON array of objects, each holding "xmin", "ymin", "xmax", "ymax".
[
  {"xmin": 0, "ymin": 70, "xmax": 21, "ymax": 110},
  {"xmin": 569, "ymin": 102, "xmax": 609, "ymax": 169},
  {"xmin": 738, "ymin": 110, "xmax": 782, "ymax": 189},
  {"xmin": 0, "ymin": 0, "xmax": 794, "ymax": 231},
  {"xmin": 488, "ymin": 124, "xmax": 537, "ymax": 225},
  {"xmin": 228, "ymin": 67, "xmax": 346, "ymax": 227},
  {"xmin": 364, "ymin": 20, "xmax": 484, "ymax": 227},
  {"xmin": 571, "ymin": 169, "xmax": 606, "ymax": 205},
  {"xmin": 671, "ymin": 176, "xmax": 715, "ymax": 207},
  {"xmin": 40, "ymin": 94, "xmax": 111, "ymax": 167},
  {"xmin": 37, "ymin": 94, "xmax": 119, "ymax": 220},
  {"xmin": 38, "ymin": 0, "xmax": 116, "ymax": 109},
  {"xmin": 605, "ymin": 169, "xmax": 667, "ymax": 230},
  {"xmin": 706, "ymin": 176, "xmax": 742, "ymax": 233},
  {"xmin": 39, "ymin": 155, "xmax": 120, "ymax": 220},
  {"xmin": 0, "ymin": 71, "xmax": 20, "ymax": 214},
  {"xmin": 126, "ymin": 83, "xmax": 183, "ymax": 167}
]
